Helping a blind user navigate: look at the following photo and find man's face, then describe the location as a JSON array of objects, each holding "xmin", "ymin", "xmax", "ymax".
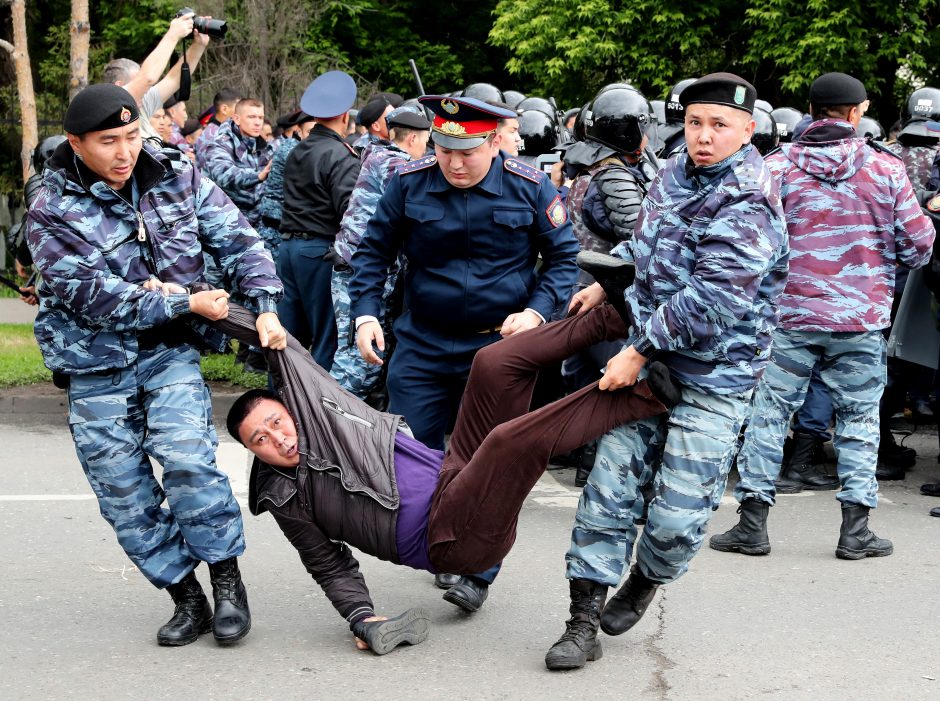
[
  {"xmin": 497, "ymin": 118, "xmax": 521, "ymax": 157},
  {"xmin": 402, "ymin": 130, "xmax": 430, "ymax": 160},
  {"xmin": 168, "ymin": 102, "xmax": 188, "ymax": 127},
  {"xmin": 238, "ymin": 398, "xmax": 300, "ymax": 468},
  {"xmin": 234, "ymin": 104, "xmax": 265, "ymax": 138},
  {"xmin": 435, "ymin": 134, "xmax": 501, "ymax": 188},
  {"xmin": 152, "ymin": 108, "xmax": 173, "ymax": 142},
  {"xmin": 261, "ymin": 122, "xmax": 273, "ymax": 142},
  {"xmin": 298, "ymin": 120, "xmax": 316, "ymax": 139},
  {"xmin": 184, "ymin": 127, "xmax": 203, "ymax": 145},
  {"xmin": 371, "ymin": 104, "xmax": 394, "ymax": 140},
  {"xmin": 68, "ymin": 123, "xmax": 142, "ymax": 190},
  {"xmin": 684, "ymin": 104, "xmax": 755, "ymax": 167}
]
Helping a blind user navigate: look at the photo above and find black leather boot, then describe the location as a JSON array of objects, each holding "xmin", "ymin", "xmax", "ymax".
[
  {"xmin": 575, "ymin": 251, "xmax": 636, "ymax": 327},
  {"xmin": 709, "ymin": 498, "xmax": 771, "ymax": 555},
  {"xmin": 780, "ymin": 432, "xmax": 839, "ymax": 490},
  {"xmin": 835, "ymin": 504, "xmax": 893, "ymax": 560},
  {"xmin": 600, "ymin": 565, "xmax": 659, "ymax": 636},
  {"xmin": 351, "ymin": 608, "xmax": 431, "ymax": 655},
  {"xmin": 544, "ymin": 579, "xmax": 608, "ymax": 671},
  {"xmin": 208, "ymin": 557, "xmax": 251, "ymax": 644},
  {"xmin": 157, "ymin": 569, "xmax": 213, "ymax": 646},
  {"xmin": 442, "ymin": 576, "xmax": 488, "ymax": 612},
  {"xmin": 433, "ymin": 573, "xmax": 460, "ymax": 590}
]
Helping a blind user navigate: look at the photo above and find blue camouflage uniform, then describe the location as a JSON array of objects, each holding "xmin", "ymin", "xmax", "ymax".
[
  {"xmin": 566, "ymin": 145, "xmax": 789, "ymax": 586},
  {"xmin": 26, "ymin": 142, "xmax": 282, "ymax": 589},
  {"xmin": 330, "ymin": 141, "xmax": 410, "ymax": 397},
  {"xmin": 256, "ymin": 136, "xmax": 301, "ymax": 264},
  {"xmin": 203, "ymin": 119, "xmax": 273, "ymax": 228},
  {"xmin": 349, "ymin": 151, "xmax": 580, "ymax": 452}
]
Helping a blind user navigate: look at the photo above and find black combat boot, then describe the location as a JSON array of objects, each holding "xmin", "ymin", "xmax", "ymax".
[
  {"xmin": 835, "ymin": 504, "xmax": 893, "ymax": 560},
  {"xmin": 779, "ymin": 432, "xmax": 839, "ymax": 490},
  {"xmin": 708, "ymin": 498, "xmax": 772, "ymax": 556},
  {"xmin": 351, "ymin": 608, "xmax": 431, "ymax": 656},
  {"xmin": 575, "ymin": 251, "xmax": 636, "ymax": 327},
  {"xmin": 442, "ymin": 576, "xmax": 489, "ymax": 613},
  {"xmin": 208, "ymin": 557, "xmax": 251, "ymax": 644},
  {"xmin": 878, "ymin": 428, "xmax": 916, "ymax": 469},
  {"xmin": 157, "ymin": 569, "xmax": 213, "ymax": 646},
  {"xmin": 575, "ymin": 442, "xmax": 597, "ymax": 488},
  {"xmin": 599, "ymin": 565, "xmax": 659, "ymax": 636},
  {"xmin": 544, "ymin": 579, "xmax": 608, "ymax": 671},
  {"xmin": 433, "ymin": 573, "xmax": 461, "ymax": 590}
]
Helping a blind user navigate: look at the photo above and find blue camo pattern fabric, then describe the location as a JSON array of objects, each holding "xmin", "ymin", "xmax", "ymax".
[
  {"xmin": 68, "ymin": 344, "xmax": 244, "ymax": 587},
  {"xmin": 887, "ymin": 142, "xmax": 938, "ymax": 189},
  {"xmin": 734, "ymin": 329, "xmax": 885, "ymax": 508},
  {"xmin": 330, "ymin": 142, "xmax": 411, "ymax": 396},
  {"xmin": 194, "ymin": 120, "xmax": 220, "ymax": 171},
  {"xmin": 616, "ymin": 145, "xmax": 790, "ymax": 394},
  {"xmin": 26, "ymin": 143, "xmax": 282, "ymax": 374},
  {"xmin": 256, "ymin": 136, "xmax": 301, "ymax": 263},
  {"xmin": 203, "ymin": 120, "xmax": 273, "ymax": 227}
]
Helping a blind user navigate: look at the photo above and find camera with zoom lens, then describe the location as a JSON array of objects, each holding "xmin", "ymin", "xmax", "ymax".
[{"xmin": 176, "ymin": 7, "xmax": 227, "ymax": 39}]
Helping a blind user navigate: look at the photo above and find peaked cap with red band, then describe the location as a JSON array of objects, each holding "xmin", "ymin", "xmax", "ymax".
[{"xmin": 419, "ymin": 95, "xmax": 517, "ymax": 149}]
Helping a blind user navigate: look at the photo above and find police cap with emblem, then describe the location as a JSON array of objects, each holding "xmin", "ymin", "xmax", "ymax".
[
  {"xmin": 418, "ymin": 95, "xmax": 517, "ymax": 149},
  {"xmin": 679, "ymin": 73, "xmax": 757, "ymax": 114},
  {"xmin": 300, "ymin": 70, "xmax": 357, "ymax": 119},
  {"xmin": 64, "ymin": 83, "xmax": 139, "ymax": 135}
]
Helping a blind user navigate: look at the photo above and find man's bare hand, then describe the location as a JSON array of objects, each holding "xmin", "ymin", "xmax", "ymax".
[
  {"xmin": 500, "ymin": 309, "xmax": 543, "ymax": 337},
  {"xmin": 256, "ymin": 312, "xmax": 287, "ymax": 350},
  {"xmin": 354, "ymin": 615, "xmax": 388, "ymax": 651},
  {"xmin": 143, "ymin": 278, "xmax": 188, "ymax": 296},
  {"xmin": 188, "ymin": 289, "xmax": 229, "ymax": 320},
  {"xmin": 258, "ymin": 161, "xmax": 272, "ymax": 182},
  {"xmin": 18, "ymin": 285, "xmax": 37, "ymax": 306},
  {"xmin": 167, "ymin": 12, "xmax": 195, "ymax": 41},
  {"xmin": 14, "ymin": 260, "xmax": 28, "ymax": 278},
  {"xmin": 356, "ymin": 321, "xmax": 385, "ymax": 365},
  {"xmin": 192, "ymin": 18, "xmax": 211, "ymax": 46},
  {"xmin": 599, "ymin": 345, "xmax": 647, "ymax": 391},
  {"xmin": 568, "ymin": 282, "xmax": 606, "ymax": 315},
  {"xmin": 550, "ymin": 160, "xmax": 565, "ymax": 189}
]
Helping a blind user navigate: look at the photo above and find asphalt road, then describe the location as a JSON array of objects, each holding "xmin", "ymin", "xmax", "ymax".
[{"xmin": 1, "ymin": 411, "xmax": 939, "ymax": 700}]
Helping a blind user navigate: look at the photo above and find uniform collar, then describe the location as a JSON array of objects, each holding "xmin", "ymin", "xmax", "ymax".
[{"xmin": 427, "ymin": 149, "xmax": 503, "ymax": 195}]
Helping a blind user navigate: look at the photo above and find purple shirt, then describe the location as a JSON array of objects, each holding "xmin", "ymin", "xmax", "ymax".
[{"xmin": 392, "ymin": 431, "xmax": 443, "ymax": 571}]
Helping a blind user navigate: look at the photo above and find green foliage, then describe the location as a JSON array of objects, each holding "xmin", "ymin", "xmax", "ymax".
[
  {"xmin": 0, "ymin": 324, "xmax": 51, "ymax": 388},
  {"xmin": 200, "ymin": 347, "xmax": 269, "ymax": 389}
]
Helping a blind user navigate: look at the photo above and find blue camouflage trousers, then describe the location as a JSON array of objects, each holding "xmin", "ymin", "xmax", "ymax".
[
  {"xmin": 566, "ymin": 383, "xmax": 751, "ymax": 586},
  {"xmin": 329, "ymin": 266, "xmax": 397, "ymax": 399},
  {"xmin": 67, "ymin": 344, "xmax": 244, "ymax": 588},
  {"xmin": 734, "ymin": 329, "xmax": 885, "ymax": 508}
]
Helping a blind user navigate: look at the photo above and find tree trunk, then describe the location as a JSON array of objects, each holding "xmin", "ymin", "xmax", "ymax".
[
  {"xmin": 0, "ymin": 0, "xmax": 38, "ymax": 184},
  {"xmin": 69, "ymin": 0, "xmax": 90, "ymax": 100}
]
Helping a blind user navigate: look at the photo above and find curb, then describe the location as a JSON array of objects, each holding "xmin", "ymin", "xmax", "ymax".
[{"xmin": 0, "ymin": 382, "xmax": 244, "ymax": 417}]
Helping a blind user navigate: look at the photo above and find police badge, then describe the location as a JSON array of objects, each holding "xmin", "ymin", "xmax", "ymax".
[
  {"xmin": 120, "ymin": 107, "xmax": 132, "ymax": 124},
  {"xmin": 545, "ymin": 195, "xmax": 567, "ymax": 227}
]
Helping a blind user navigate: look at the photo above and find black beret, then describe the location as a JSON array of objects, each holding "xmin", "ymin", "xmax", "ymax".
[
  {"xmin": 374, "ymin": 92, "xmax": 404, "ymax": 108},
  {"xmin": 386, "ymin": 106, "xmax": 431, "ymax": 130},
  {"xmin": 180, "ymin": 118, "xmax": 202, "ymax": 137},
  {"xmin": 808, "ymin": 72, "xmax": 867, "ymax": 107},
  {"xmin": 65, "ymin": 83, "xmax": 140, "ymax": 135},
  {"xmin": 358, "ymin": 98, "xmax": 390, "ymax": 128},
  {"xmin": 680, "ymin": 72, "xmax": 757, "ymax": 114},
  {"xmin": 163, "ymin": 96, "xmax": 180, "ymax": 110}
]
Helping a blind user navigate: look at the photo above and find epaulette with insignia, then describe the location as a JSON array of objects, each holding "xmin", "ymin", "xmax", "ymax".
[
  {"xmin": 342, "ymin": 141, "xmax": 358, "ymax": 157},
  {"xmin": 504, "ymin": 157, "xmax": 543, "ymax": 183},
  {"xmin": 869, "ymin": 138, "xmax": 902, "ymax": 161},
  {"xmin": 399, "ymin": 154, "xmax": 437, "ymax": 175}
]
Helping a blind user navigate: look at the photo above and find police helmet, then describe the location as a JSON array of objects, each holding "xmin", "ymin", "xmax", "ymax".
[
  {"xmin": 664, "ymin": 78, "xmax": 697, "ymax": 124},
  {"xmin": 516, "ymin": 96, "xmax": 555, "ymax": 118},
  {"xmin": 518, "ymin": 109, "xmax": 558, "ymax": 157},
  {"xmin": 582, "ymin": 86, "xmax": 654, "ymax": 153},
  {"xmin": 770, "ymin": 106, "xmax": 804, "ymax": 143},
  {"xmin": 750, "ymin": 107, "xmax": 779, "ymax": 155},
  {"xmin": 597, "ymin": 82, "xmax": 633, "ymax": 94},
  {"xmin": 33, "ymin": 135, "xmax": 67, "ymax": 172},
  {"xmin": 572, "ymin": 102, "xmax": 590, "ymax": 142},
  {"xmin": 503, "ymin": 90, "xmax": 527, "ymax": 109},
  {"xmin": 900, "ymin": 87, "xmax": 940, "ymax": 138},
  {"xmin": 857, "ymin": 116, "xmax": 885, "ymax": 140},
  {"xmin": 650, "ymin": 100, "xmax": 666, "ymax": 126},
  {"xmin": 462, "ymin": 83, "xmax": 504, "ymax": 104},
  {"xmin": 755, "ymin": 99, "xmax": 774, "ymax": 113}
]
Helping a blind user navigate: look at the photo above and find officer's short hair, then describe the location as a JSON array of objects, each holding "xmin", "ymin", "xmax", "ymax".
[
  {"xmin": 226, "ymin": 388, "xmax": 284, "ymax": 444},
  {"xmin": 102, "ymin": 58, "xmax": 140, "ymax": 85},
  {"xmin": 214, "ymin": 88, "xmax": 242, "ymax": 109},
  {"xmin": 235, "ymin": 98, "xmax": 264, "ymax": 114},
  {"xmin": 390, "ymin": 125, "xmax": 423, "ymax": 142},
  {"xmin": 809, "ymin": 103, "xmax": 857, "ymax": 120}
]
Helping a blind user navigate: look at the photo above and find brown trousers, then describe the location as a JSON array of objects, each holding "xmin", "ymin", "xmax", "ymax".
[{"xmin": 427, "ymin": 304, "xmax": 669, "ymax": 574}]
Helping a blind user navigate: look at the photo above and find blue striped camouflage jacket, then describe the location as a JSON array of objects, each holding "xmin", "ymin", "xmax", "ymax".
[
  {"xmin": 26, "ymin": 141, "xmax": 282, "ymax": 374},
  {"xmin": 257, "ymin": 136, "xmax": 300, "ymax": 229},
  {"xmin": 203, "ymin": 120, "xmax": 273, "ymax": 226},
  {"xmin": 334, "ymin": 141, "xmax": 411, "ymax": 263},
  {"xmin": 617, "ymin": 145, "xmax": 789, "ymax": 394}
]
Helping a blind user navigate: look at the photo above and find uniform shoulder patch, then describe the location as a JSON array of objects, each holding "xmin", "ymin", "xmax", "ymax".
[
  {"xmin": 398, "ymin": 154, "xmax": 437, "ymax": 175},
  {"xmin": 504, "ymin": 157, "xmax": 543, "ymax": 183},
  {"xmin": 927, "ymin": 194, "xmax": 940, "ymax": 214},
  {"xmin": 545, "ymin": 194, "xmax": 567, "ymax": 227}
]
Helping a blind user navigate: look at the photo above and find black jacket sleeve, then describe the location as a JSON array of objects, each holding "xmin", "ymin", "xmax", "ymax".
[{"xmin": 582, "ymin": 165, "xmax": 647, "ymax": 243}]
